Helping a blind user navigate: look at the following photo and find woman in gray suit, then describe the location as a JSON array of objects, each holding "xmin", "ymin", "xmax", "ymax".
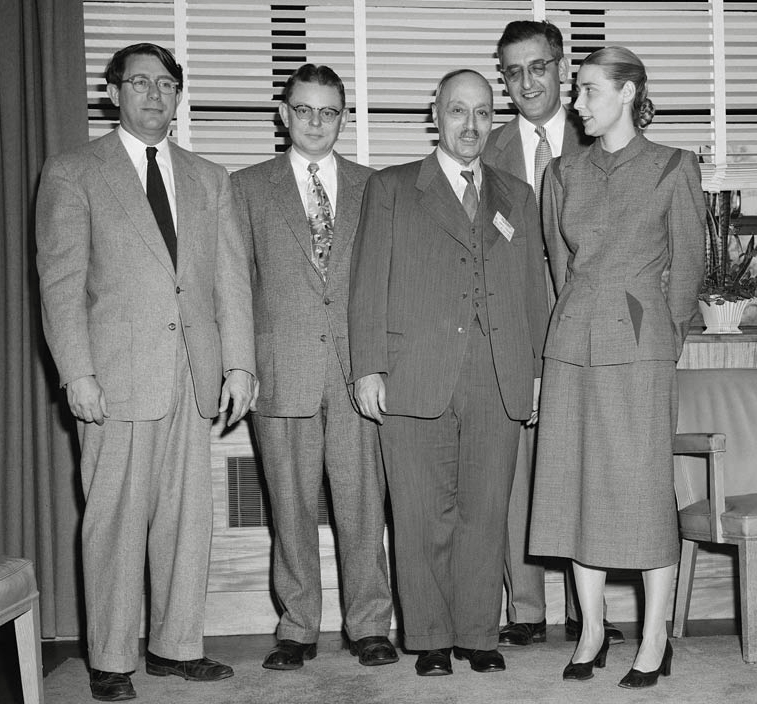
[{"xmin": 529, "ymin": 47, "xmax": 705, "ymax": 688}]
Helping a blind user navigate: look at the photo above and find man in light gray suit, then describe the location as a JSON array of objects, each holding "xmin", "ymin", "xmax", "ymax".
[
  {"xmin": 36, "ymin": 44, "xmax": 256, "ymax": 701},
  {"xmin": 231, "ymin": 64, "xmax": 396, "ymax": 672},
  {"xmin": 482, "ymin": 19, "xmax": 623, "ymax": 648},
  {"xmin": 349, "ymin": 69, "xmax": 549, "ymax": 677}
]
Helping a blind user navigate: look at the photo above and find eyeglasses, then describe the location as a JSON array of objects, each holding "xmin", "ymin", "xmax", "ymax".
[
  {"xmin": 122, "ymin": 75, "xmax": 180, "ymax": 95},
  {"xmin": 502, "ymin": 58, "xmax": 558, "ymax": 83},
  {"xmin": 287, "ymin": 103, "xmax": 343, "ymax": 123}
]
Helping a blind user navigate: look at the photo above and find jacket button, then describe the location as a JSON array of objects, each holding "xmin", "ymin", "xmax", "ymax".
[
  {"xmin": 176, "ymin": 286, "xmax": 181, "ymax": 294},
  {"xmin": 457, "ymin": 327, "xmax": 465, "ymax": 334},
  {"xmin": 168, "ymin": 323, "xmax": 176, "ymax": 331},
  {"xmin": 320, "ymin": 334, "xmax": 327, "ymax": 342},
  {"xmin": 324, "ymin": 297, "xmax": 331, "ymax": 305},
  {"xmin": 461, "ymin": 257, "xmax": 467, "ymax": 263}
]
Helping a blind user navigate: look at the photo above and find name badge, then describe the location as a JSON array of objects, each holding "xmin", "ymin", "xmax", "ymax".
[{"xmin": 493, "ymin": 211, "xmax": 514, "ymax": 241}]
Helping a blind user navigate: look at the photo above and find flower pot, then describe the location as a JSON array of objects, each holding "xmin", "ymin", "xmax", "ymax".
[{"xmin": 698, "ymin": 297, "xmax": 753, "ymax": 334}]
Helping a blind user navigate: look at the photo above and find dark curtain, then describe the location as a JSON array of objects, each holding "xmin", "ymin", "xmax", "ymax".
[{"xmin": 0, "ymin": 0, "xmax": 88, "ymax": 637}]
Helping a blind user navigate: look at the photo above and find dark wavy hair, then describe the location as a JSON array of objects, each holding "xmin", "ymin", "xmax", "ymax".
[
  {"xmin": 105, "ymin": 43, "xmax": 183, "ymax": 91},
  {"xmin": 283, "ymin": 64, "xmax": 345, "ymax": 108},
  {"xmin": 582, "ymin": 46, "xmax": 655, "ymax": 128},
  {"xmin": 497, "ymin": 20, "xmax": 564, "ymax": 65}
]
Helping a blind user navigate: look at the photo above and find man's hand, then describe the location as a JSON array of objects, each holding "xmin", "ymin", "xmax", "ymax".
[
  {"xmin": 354, "ymin": 373, "xmax": 387, "ymax": 424},
  {"xmin": 219, "ymin": 369, "xmax": 257, "ymax": 426},
  {"xmin": 525, "ymin": 377, "xmax": 541, "ymax": 427},
  {"xmin": 66, "ymin": 375, "xmax": 109, "ymax": 425}
]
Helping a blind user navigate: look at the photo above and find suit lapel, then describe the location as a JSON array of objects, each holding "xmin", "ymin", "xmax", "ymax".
[
  {"xmin": 416, "ymin": 153, "xmax": 472, "ymax": 251},
  {"xmin": 95, "ymin": 132, "xmax": 175, "ymax": 278},
  {"xmin": 327, "ymin": 153, "xmax": 360, "ymax": 279},
  {"xmin": 481, "ymin": 165, "xmax": 514, "ymax": 253},
  {"xmin": 270, "ymin": 152, "xmax": 323, "ymax": 282},
  {"xmin": 494, "ymin": 119, "xmax": 528, "ymax": 183},
  {"xmin": 171, "ymin": 144, "xmax": 204, "ymax": 279}
]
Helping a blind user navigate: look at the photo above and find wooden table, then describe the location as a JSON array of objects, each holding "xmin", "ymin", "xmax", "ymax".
[{"xmin": 678, "ymin": 326, "xmax": 757, "ymax": 370}]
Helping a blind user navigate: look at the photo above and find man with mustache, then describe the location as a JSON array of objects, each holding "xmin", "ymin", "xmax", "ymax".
[{"xmin": 349, "ymin": 69, "xmax": 549, "ymax": 676}]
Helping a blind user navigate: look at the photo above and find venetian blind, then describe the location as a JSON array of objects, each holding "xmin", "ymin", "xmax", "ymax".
[{"xmin": 83, "ymin": 0, "xmax": 757, "ymax": 191}]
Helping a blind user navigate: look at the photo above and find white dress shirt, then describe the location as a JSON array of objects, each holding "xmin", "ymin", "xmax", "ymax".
[
  {"xmin": 517, "ymin": 107, "xmax": 567, "ymax": 189},
  {"xmin": 435, "ymin": 147, "xmax": 483, "ymax": 204},
  {"xmin": 289, "ymin": 149, "xmax": 338, "ymax": 216},
  {"xmin": 118, "ymin": 126, "xmax": 178, "ymax": 232}
]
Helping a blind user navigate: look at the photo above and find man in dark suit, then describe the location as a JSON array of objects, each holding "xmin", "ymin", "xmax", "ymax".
[
  {"xmin": 482, "ymin": 19, "xmax": 624, "ymax": 649},
  {"xmin": 231, "ymin": 64, "xmax": 396, "ymax": 672},
  {"xmin": 349, "ymin": 69, "xmax": 549, "ymax": 677},
  {"xmin": 36, "ymin": 43, "xmax": 256, "ymax": 701}
]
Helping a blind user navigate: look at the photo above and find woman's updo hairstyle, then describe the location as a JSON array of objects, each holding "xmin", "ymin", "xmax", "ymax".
[{"xmin": 582, "ymin": 46, "xmax": 655, "ymax": 128}]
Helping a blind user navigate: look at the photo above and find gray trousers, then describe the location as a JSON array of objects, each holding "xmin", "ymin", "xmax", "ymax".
[
  {"xmin": 380, "ymin": 329, "xmax": 521, "ymax": 652},
  {"xmin": 253, "ymin": 341, "xmax": 393, "ymax": 643},
  {"xmin": 79, "ymin": 344, "xmax": 212, "ymax": 672}
]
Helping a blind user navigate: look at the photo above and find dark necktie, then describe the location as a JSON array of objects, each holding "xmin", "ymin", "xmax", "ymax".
[
  {"xmin": 306, "ymin": 162, "xmax": 334, "ymax": 280},
  {"xmin": 533, "ymin": 125, "xmax": 552, "ymax": 211},
  {"xmin": 146, "ymin": 146, "xmax": 177, "ymax": 269},
  {"xmin": 460, "ymin": 170, "xmax": 479, "ymax": 222}
]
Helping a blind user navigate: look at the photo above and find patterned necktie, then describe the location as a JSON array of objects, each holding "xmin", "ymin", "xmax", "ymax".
[
  {"xmin": 306, "ymin": 162, "xmax": 334, "ymax": 280},
  {"xmin": 533, "ymin": 125, "xmax": 552, "ymax": 211},
  {"xmin": 146, "ymin": 146, "xmax": 177, "ymax": 269},
  {"xmin": 460, "ymin": 170, "xmax": 479, "ymax": 222}
]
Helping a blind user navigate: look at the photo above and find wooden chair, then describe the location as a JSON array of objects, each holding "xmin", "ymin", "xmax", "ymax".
[
  {"xmin": 673, "ymin": 368, "xmax": 757, "ymax": 664},
  {"xmin": 0, "ymin": 556, "xmax": 44, "ymax": 703}
]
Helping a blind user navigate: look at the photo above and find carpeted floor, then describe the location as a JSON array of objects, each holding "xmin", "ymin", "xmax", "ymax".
[{"xmin": 43, "ymin": 631, "xmax": 757, "ymax": 704}]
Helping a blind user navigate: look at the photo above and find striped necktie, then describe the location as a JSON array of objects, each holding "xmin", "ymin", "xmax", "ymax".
[{"xmin": 460, "ymin": 170, "xmax": 478, "ymax": 222}]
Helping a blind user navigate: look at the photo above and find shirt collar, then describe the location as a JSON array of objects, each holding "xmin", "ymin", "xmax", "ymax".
[
  {"xmin": 517, "ymin": 106, "xmax": 566, "ymax": 149},
  {"xmin": 117, "ymin": 126, "xmax": 172, "ymax": 167},
  {"xmin": 435, "ymin": 147, "xmax": 482, "ymax": 191}
]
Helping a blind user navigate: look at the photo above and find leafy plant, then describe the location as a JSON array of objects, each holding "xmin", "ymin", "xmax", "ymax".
[{"xmin": 698, "ymin": 191, "xmax": 757, "ymax": 305}]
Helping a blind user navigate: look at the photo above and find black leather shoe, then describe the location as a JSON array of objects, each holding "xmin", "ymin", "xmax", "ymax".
[
  {"xmin": 349, "ymin": 635, "xmax": 399, "ymax": 666},
  {"xmin": 262, "ymin": 639, "xmax": 317, "ymax": 670},
  {"xmin": 618, "ymin": 640, "xmax": 673, "ymax": 688},
  {"xmin": 145, "ymin": 651, "xmax": 234, "ymax": 680},
  {"xmin": 562, "ymin": 635, "xmax": 610, "ymax": 681},
  {"xmin": 453, "ymin": 647, "xmax": 506, "ymax": 673},
  {"xmin": 565, "ymin": 617, "xmax": 625, "ymax": 645},
  {"xmin": 498, "ymin": 619, "xmax": 547, "ymax": 647},
  {"xmin": 89, "ymin": 669, "xmax": 136, "ymax": 701},
  {"xmin": 415, "ymin": 648, "xmax": 453, "ymax": 676}
]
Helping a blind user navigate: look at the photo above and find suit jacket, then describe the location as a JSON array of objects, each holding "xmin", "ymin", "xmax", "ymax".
[
  {"xmin": 36, "ymin": 129, "xmax": 255, "ymax": 421},
  {"xmin": 348, "ymin": 152, "xmax": 550, "ymax": 421},
  {"xmin": 482, "ymin": 109, "xmax": 593, "ymax": 182},
  {"xmin": 231, "ymin": 151, "xmax": 373, "ymax": 417},
  {"xmin": 542, "ymin": 134, "xmax": 705, "ymax": 367}
]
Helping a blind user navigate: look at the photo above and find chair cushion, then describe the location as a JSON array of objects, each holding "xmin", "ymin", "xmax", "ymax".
[
  {"xmin": 0, "ymin": 556, "xmax": 37, "ymax": 614},
  {"xmin": 679, "ymin": 493, "xmax": 757, "ymax": 541}
]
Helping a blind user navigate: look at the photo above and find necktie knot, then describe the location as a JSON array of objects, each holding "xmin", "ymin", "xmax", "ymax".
[
  {"xmin": 460, "ymin": 169, "xmax": 475, "ymax": 186},
  {"xmin": 535, "ymin": 125, "xmax": 548, "ymax": 141},
  {"xmin": 146, "ymin": 146, "xmax": 158, "ymax": 161},
  {"xmin": 308, "ymin": 162, "xmax": 319, "ymax": 175}
]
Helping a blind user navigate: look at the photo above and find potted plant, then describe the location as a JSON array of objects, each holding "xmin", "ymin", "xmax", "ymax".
[{"xmin": 697, "ymin": 190, "xmax": 757, "ymax": 334}]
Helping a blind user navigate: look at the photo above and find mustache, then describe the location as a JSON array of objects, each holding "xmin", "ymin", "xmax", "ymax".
[{"xmin": 460, "ymin": 129, "xmax": 480, "ymax": 139}]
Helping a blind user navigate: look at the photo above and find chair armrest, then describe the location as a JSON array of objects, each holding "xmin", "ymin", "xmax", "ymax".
[{"xmin": 673, "ymin": 433, "xmax": 726, "ymax": 455}]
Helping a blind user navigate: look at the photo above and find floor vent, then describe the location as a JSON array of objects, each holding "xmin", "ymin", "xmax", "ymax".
[{"xmin": 226, "ymin": 456, "xmax": 332, "ymax": 528}]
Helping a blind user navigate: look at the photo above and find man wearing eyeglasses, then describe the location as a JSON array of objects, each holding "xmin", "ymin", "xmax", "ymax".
[
  {"xmin": 482, "ymin": 20, "xmax": 624, "ymax": 650},
  {"xmin": 231, "ymin": 64, "xmax": 396, "ymax": 672},
  {"xmin": 36, "ymin": 43, "xmax": 256, "ymax": 701}
]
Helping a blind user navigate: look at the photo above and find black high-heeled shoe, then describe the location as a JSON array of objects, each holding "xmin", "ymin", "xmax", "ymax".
[
  {"xmin": 562, "ymin": 635, "xmax": 610, "ymax": 681},
  {"xmin": 618, "ymin": 639, "xmax": 673, "ymax": 688}
]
